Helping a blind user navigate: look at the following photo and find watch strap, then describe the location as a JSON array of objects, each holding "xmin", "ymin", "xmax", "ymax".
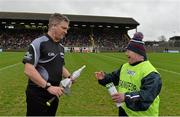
[{"xmin": 45, "ymin": 82, "xmax": 51, "ymax": 90}]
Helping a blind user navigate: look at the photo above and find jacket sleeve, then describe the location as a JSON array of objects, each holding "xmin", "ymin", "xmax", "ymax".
[
  {"xmin": 124, "ymin": 72, "xmax": 162, "ymax": 111},
  {"xmin": 98, "ymin": 66, "xmax": 122, "ymax": 86}
]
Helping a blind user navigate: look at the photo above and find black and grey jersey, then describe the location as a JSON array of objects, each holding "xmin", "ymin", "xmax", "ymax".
[{"xmin": 23, "ymin": 34, "xmax": 65, "ymax": 86}]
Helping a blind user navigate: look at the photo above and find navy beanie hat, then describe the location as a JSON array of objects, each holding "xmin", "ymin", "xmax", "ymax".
[{"xmin": 126, "ymin": 32, "xmax": 147, "ymax": 60}]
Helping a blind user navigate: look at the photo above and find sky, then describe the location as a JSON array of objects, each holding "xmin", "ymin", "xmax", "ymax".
[{"xmin": 0, "ymin": 0, "xmax": 179, "ymax": 41}]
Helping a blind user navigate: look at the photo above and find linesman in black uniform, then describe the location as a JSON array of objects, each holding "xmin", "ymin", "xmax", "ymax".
[{"xmin": 23, "ymin": 13, "xmax": 72, "ymax": 116}]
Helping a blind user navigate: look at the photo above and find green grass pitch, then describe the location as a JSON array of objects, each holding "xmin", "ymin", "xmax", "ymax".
[{"xmin": 0, "ymin": 52, "xmax": 179, "ymax": 116}]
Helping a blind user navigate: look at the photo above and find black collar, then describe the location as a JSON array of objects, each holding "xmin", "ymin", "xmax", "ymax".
[
  {"xmin": 45, "ymin": 34, "xmax": 60, "ymax": 44},
  {"xmin": 130, "ymin": 61, "xmax": 144, "ymax": 66}
]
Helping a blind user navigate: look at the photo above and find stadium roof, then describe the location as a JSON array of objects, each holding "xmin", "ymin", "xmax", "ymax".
[
  {"xmin": 169, "ymin": 36, "xmax": 180, "ymax": 41},
  {"xmin": 0, "ymin": 12, "xmax": 139, "ymax": 30}
]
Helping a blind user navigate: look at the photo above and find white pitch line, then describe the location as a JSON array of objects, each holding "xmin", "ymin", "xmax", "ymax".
[
  {"xmin": 0, "ymin": 62, "xmax": 21, "ymax": 72},
  {"xmin": 156, "ymin": 67, "xmax": 180, "ymax": 75},
  {"xmin": 97, "ymin": 54, "xmax": 180, "ymax": 75}
]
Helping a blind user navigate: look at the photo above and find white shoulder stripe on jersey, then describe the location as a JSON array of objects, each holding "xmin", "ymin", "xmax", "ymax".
[
  {"xmin": 30, "ymin": 44, "xmax": 37, "ymax": 66},
  {"xmin": 59, "ymin": 43, "xmax": 64, "ymax": 47}
]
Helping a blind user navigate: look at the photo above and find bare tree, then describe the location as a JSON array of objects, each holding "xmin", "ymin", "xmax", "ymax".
[
  {"xmin": 158, "ymin": 35, "xmax": 169, "ymax": 47},
  {"xmin": 158, "ymin": 35, "xmax": 167, "ymax": 42}
]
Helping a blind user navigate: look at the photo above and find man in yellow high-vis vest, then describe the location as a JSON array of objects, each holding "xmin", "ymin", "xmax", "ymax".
[{"xmin": 95, "ymin": 32, "xmax": 162, "ymax": 116}]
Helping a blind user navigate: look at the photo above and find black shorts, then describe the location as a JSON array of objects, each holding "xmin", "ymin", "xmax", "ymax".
[{"xmin": 26, "ymin": 86, "xmax": 59, "ymax": 116}]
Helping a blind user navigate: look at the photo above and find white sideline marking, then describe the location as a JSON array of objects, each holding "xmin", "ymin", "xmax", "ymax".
[
  {"xmin": 98, "ymin": 54, "xmax": 180, "ymax": 75},
  {"xmin": 0, "ymin": 63, "xmax": 21, "ymax": 71},
  {"xmin": 157, "ymin": 67, "xmax": 180, "ymax": 75}
]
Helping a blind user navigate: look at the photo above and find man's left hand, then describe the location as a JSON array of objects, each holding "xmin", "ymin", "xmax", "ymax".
[{"xmin": 112, "ymin": 93, "xmax": 125, "ymax": 103}]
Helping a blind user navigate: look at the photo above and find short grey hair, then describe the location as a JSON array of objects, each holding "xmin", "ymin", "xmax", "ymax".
[{"xmin": 48, "ymin": 13, "xmax": 70, "ymax": 28}]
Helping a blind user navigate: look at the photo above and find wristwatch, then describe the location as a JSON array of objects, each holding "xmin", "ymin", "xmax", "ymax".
[{"xmin": 45, "ymin": 82, "xmax": 51, "ymax": 90}]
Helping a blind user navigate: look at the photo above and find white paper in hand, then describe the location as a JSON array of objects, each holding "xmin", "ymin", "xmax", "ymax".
[
  {"xmin": 106, "ymin": 82, "xmax": 121, "ymax": 107},
  {"xmin": 60, "ymin": 78, "xmax": 72, "ymax": 94},
  {"xmin": 60, "ymin": 78, "xmax": 71, "ymax": 88},
  {"xmin": 71, "ymin": 65, "xmax": 86, "ymax": 80},
  {"xmin": 60, "ymin": 65, "xmax": 86, "ymax": 95}
]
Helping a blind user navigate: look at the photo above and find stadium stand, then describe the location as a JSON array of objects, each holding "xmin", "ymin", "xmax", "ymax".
[
  {"xmin": 0, "ymin": 12, "xmax": 139, "ymax": 52},
  {"xmin": 169, "ymin": 36, "xmax": 180, "ymax": 47}
]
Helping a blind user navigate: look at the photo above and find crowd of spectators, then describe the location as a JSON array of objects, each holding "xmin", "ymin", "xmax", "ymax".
[
  {"xmin": 0, "ymin": 29, "xmax": 43, "ymax": 50},
  {"xmin": 0, "ymin": 28, "xmax": 129, "ymax": 51}
]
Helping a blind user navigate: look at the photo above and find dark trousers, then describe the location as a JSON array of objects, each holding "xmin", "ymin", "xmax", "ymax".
[
  {"xmin": 26, "ymin": 86, "xmax": 59, "ymax": 116},
  {"xmin": 119, "ymin": 106, "xmax": 128, "ymax": 116}
]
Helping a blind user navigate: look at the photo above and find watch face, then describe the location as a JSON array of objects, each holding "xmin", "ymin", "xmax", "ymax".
[
  {"xmin": 47, "ymin": 83, "xmax": 51, "ymax": 86},
  {"xmin": 45, "ymin": 82, "xmax": 52, "ymax": 90}
]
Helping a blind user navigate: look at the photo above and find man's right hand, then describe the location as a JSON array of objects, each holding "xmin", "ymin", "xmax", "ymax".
[
  {"xmin": 47, "ymin": 86, "xmax": 64, "ymax": 97},
  {"xmin": 95, "ymin": 71, "xmax": 105, "ymax": 80}
]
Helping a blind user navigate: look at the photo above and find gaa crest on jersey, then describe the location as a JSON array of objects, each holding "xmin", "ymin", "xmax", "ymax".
[
  {"xmin": 24, "ymin": 52, "xmax": 32, "ymax": 60},
  {"xmin": 48, "ymin": 52, "xmax": 55, "ymax": 57},
  {"xmin": 127, "ymin": 69, "xmax": 136, "ymax": 76}
]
